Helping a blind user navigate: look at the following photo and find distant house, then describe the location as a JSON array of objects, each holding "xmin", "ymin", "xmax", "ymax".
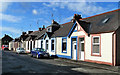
[
  {"xmin": 56, "ymin": 9, "xmax": 120, "ymax": 66},
  {"xmin": 9, "ymin": 32, "xmax": 29, "ymax": 51},
  {"xmin": 0, "ymin": 34, "xmax": 13, "ymax": 49},
  {"xmin": 25, "ymin": 31, "xmax": 39, "ymax": 53}
]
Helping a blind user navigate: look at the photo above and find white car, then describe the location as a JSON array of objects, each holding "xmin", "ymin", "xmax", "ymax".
[{"xmin": 16, "ymin": 48, "xmax": 26, "ymax": 54}]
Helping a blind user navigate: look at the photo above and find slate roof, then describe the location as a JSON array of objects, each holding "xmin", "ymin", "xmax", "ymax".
[
  {"xmin": 29, "ymin": 31, "xmax": 40, "ymax": 36},
  {"xmin": 79, "ymin": 9, "xmax": 120, "ymax": 34},
  {"xmin": 51, "ymin": 22, "xmax": 74, "ymax": 37},
  {"xmin": 25, "ymin": 31, "xmax": 39, "ymax": 41},
  {"xmin": 34, "ymin": 29, "xmax": 46, "ymax": 40}
]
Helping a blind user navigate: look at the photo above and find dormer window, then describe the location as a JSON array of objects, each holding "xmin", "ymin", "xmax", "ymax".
[
  {"xmin": 47, "ymin": 27, "xmax": 52, "ymax": 32},
  {"xmin": 102, "ymin": 18, "xmax": 110, "ymax": 23}
]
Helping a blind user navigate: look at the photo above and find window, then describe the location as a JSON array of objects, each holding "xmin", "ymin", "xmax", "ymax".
[
  {"xmin": 41, "ymin": 41, "xmax": 43, "ymax": 48},
  {"xmin": 33, "ymin": 41, "xmax": 35, "ymax": 48},
  {"xmin": 46, "ymin": 40, "xmax": 49, "ymax": 50},
  {"xmin": 102, "ymin": 18, "xmax": 110, "ymax": 23},
  {"xmin": 92, "ymin": 36, "xmax": 101, "ymax": 56},
  {"xmin": 62, "ymin": 38, "xmax": 67, "ymax": 52},
  {"xmin": 28, "ymin": 41, "xmax": 29, "ymax": 50},
  {"xmin": 51, "ymin": 40, "xmax": 54, "ymax": 51}
]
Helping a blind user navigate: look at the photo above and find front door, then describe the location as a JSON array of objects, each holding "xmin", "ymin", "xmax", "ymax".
[
  {"xmin": 72, "ymin": 41, "xmax": 76, "ymax": 60},
  {"xmin": 79, "ymin": 38, "xmax": 84, "ymax": 60}
]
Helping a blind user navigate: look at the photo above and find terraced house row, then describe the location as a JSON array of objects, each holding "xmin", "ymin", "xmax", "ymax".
[{"xmin": 9, "ymin": 9, "xmax": 120, "ymax": 66}]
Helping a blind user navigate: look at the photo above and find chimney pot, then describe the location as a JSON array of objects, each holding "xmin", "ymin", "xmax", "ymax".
[{"xmin": 39, "ymin": 28, "xmax": 42, "ymax": 31}]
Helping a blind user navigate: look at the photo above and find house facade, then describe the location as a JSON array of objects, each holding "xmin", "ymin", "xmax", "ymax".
[
  {"xmin": 1, "ymin": 34, "xmax": 13, "ymax": 49},
  {"xmin": 56, "ymin": 9, "xmax": 120, "ymax": 66}
]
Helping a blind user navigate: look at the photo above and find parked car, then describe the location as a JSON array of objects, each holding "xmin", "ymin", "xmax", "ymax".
[
  {"xmin": 16, "ymin": 48, "xmax": 26, "ymax": 54},
  {"xmin": 2, "ymin": 45, "xmax": 9, "ymax": 50},
  {"xmin": 31, "ymin": 48, "xmax": 50, "ymax": 59}
]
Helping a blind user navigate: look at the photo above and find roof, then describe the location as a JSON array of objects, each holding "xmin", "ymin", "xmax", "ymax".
[
  {"xmin": 29, "ymin": 31, "xmax": 40, "ymax": 36},
  {"xmin": 51, "ymin": 22, "xmax": 74, "ymax": 37},
  {"xmin": 34, "ymin": 29, "xmax": 46, "ymax": 40},
  {"xmin": 1, "ymin": 34, "xmax": 13, "ymax": 41},
  {"xmin": 25, "ymin": 31, "xmax": 39, "ymax": 41},
  {"xmin": 79, "ymin": 9, "xmax": 120, "ymax": 34}
]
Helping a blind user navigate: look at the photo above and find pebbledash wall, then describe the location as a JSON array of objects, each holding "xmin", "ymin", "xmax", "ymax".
[{"xmin": 56, "ymin": 21, "xmax": 114, "ymax": 65}]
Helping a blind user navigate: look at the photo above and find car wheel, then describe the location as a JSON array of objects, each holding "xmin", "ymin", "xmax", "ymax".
[{"xmin": 37, "ymin": 54, "xmax": 40, "ymax": 59}]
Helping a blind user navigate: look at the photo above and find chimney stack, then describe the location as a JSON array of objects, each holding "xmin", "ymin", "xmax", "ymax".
[
  {"xmin": 52, "ymin": 20, "xmax": 58, "ymax": 25},
  {"xmin": 39, "ymin": 28, "xmax": 42, "ymax": 31},
  {"xmin": 73, "ymin": 14, "xmax": 82, "ymax": 21},
  {"xmin": 22, "ymin": 32, "xmax": 26, "ymax": 35},
  {"xmin": 42, "ymin": 25, "xmax": 45, "ymax": 30},
  {"xmin": 28, "ymin": 31, "xmax": 33, "ymax": 34},
  {"xmin": 52, "ymin": 20, "xmax": 54, "ymax": 24}
]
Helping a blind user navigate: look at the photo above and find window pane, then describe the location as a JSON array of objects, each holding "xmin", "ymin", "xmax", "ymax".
[
  {"xmin": 74, "ymin": 45, "xmax": 76, "ymax": 50},
  {"xmin": 62, "ymin": 38, "xmax": 67, "ymax": 52},
  {"xmin": 63, "ymin": 43, "xmax": 66, "ymax": 50},
  {"xmin": 41, "ymin": 41, "xmax": 43, "ymax": 48},
  {"xmin": 63, "ymin": 39, "xmax": 66, "ymax": 42},
  {"xmin": 80, "ymin": 38, "xmax": 84, "ymax": 41},
  {"xmin": 52, "ymin": 40, "xmax": 54, "ymax": 50},
  {"xmin": 81, "ymin": 43, "xmax": 84, "ymax": 51},
  {"xmin": 93, "ymin": 45, "xmax": 99, "ymax": 53},
  {"xmin": 93, "ymin": 37, "xmax": 99, "ymax": 43},
  {"xmin": 46, "ymin": 40, "xmax": 48, "ymax": 50}
]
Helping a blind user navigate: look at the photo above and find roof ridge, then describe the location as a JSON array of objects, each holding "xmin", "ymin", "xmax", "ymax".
[
  {"xmin": 79, "ymin": 9, "xmax": 120, "ymax": 20},
  {"xmin": 61, "ymin": 21, "xmax": 71, "ymax": 26}
]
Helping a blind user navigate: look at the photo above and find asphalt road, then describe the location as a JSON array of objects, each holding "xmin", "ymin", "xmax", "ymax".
[{"xmin": 1, "ymin": 50, "xmax": 120, "ymax": 75}]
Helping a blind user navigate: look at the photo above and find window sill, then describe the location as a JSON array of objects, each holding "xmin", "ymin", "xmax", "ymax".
[
  {"xmin": 62, "ymin": 51, "xmax": 67, "ymax": 53},
  {"xmin": 91, "ymin": 54, "xmax": 101, "ymax": 57}
]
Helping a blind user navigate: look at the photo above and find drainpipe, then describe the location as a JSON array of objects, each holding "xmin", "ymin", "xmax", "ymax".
[{"xmin": 112, "ymin": 32, "xmax": 116, "ymax": 66}]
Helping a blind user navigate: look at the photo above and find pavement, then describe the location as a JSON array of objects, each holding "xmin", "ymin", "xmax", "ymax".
[
  {"xmin": 55, "ymin": 58, "xmax": 119, "ymax": 72},
  {"xmin": 1, "ymin": 50, "xmax": 120, "ymax": 75},
  {"xmin": 27, "ymin": 52, "xmax": 119, "ymax": 72}
]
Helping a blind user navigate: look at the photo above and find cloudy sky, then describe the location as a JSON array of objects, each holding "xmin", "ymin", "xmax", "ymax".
[{"xmin": 0, "ymin": 1, "xmax": 118, "ymax": 38}]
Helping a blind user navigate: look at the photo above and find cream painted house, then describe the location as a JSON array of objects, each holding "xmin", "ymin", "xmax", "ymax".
[{"xmin": 56, "ymin": 9, "xmax": 120, "ymax": 66}]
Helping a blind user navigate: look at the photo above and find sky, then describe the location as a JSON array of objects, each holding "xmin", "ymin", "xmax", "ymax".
[{"xmin": 0, "ymin": 1, "xmax": 119, "ymax": 39}]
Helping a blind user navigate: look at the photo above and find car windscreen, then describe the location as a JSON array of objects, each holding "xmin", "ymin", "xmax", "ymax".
[
  {"xmin": 35, "ymin": 48, "xmax": 46, "ymax": 52},
  {"xmin": 4, "ymin": 45, "xmax": 8, "ymax": 47},
  {"xmin": 19, "ymin": 48, "xmax": 24, "ymax": 50}
]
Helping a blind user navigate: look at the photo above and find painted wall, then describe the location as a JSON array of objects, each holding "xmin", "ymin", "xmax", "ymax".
[
  {"xmin": 37, "ymin": 37, "xmax": 56, "ymax": 56},
  {"xmin": 9, "ymin": 42, "xmax": 13, "ymax": 50},
  {"xmin": 56, "ymin": 37, "xmax": 71, "ymax": 59},
  {"xmin": 85, "ymin": 32, "xmax": 113, "ymax": 64}
]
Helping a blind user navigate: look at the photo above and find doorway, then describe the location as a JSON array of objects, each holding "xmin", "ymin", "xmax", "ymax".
[
  {"xmin": 72, "ymin": 38, "xmax": 77, "ymax": 60},
  {"xmin": 79, "ymin": 37, "xmax": 84, "ymax": 60}
]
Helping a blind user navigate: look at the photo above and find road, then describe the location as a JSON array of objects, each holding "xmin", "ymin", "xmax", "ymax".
[{"xmin": 1, "ymin": 50, "xmax": 119, "ymax": 75}]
